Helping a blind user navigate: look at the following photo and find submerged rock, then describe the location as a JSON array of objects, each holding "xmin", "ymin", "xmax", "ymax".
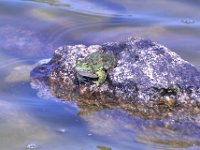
[
  {"xmin": 30, "ymin": 37, "xmax": 200, "ymax": 119},
  {"xmin": 82, "ymin": 109, "xmax": 200, "ymax": 148}
]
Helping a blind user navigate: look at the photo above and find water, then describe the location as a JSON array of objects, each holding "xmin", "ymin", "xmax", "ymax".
[{"xmin": 0, "ymin": 0, "xmax": 200, "ymax": 149}]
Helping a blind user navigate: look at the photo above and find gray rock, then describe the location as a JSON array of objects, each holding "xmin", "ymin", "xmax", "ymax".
[{"xmin": 30, "ymin": 37, "xmax": 200, "ymax": 119}]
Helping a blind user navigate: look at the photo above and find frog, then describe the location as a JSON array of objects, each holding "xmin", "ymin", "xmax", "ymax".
[{"xmin": 75, "ymin": 50, "xmax": 116, "ymax": 86}]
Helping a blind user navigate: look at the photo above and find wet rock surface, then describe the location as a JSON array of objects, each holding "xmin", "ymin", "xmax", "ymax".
[{"xmin": 30, "ymin": 37, "xmax": 200, "ymax": 120}]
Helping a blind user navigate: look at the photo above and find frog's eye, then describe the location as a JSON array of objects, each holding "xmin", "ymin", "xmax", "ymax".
[{"xmin": 76, "ymin": 61, "xmax": 80, "ymax": 64}]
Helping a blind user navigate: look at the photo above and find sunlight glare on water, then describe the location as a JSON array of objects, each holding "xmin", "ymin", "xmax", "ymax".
[{"xmin": 0, "ymin": 0, "xmax": 200, "ymax": 150}]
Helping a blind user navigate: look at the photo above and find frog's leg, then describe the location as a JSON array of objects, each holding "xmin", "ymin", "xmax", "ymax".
[
  {"xmin": 76, "ymin": 73, "xmax": 86, "ymax": 83},
  {"xmin": 96, "ymin": 67, "xmax": 107, "ymax": 86}
]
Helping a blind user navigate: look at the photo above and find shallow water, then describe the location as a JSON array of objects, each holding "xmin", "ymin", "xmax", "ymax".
[{"xmin": 0, "ymin": 0, "xmax": 200, "ymax": 150}]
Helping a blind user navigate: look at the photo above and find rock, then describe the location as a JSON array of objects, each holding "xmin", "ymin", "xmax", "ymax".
[{"xmin": 30, "ymin": 37, "xmax": 200, "ymax": 119}]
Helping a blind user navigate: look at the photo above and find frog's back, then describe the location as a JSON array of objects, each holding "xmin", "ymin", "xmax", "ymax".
[{"xmin": 84, "ymin": 50, "xmax": 116, "ymax": 71}]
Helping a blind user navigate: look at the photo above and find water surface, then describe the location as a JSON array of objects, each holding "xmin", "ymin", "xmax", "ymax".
[{"xmin": 0, "ymin": 0, "xmax": 200, "ymax": 150}]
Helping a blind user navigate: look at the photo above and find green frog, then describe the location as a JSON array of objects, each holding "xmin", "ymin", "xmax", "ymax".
[{"xmin": 75, "ymin": 50, "xmax": 116, "ymax": 86}]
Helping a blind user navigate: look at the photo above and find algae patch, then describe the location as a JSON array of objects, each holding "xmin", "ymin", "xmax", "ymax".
[{"xmin": 96, "ymin": 145, "xmax": 112, "ymax": 150}]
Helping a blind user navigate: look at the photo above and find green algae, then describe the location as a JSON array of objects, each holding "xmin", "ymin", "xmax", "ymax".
[{"xmin": 96, "ymin": 145, "xmax": 112, "ymax": 150}]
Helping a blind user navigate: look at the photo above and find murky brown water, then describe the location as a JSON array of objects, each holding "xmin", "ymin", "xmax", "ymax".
[{"xmin": 0, "ymin": 0, "xmax": 200, "ymax": 150}]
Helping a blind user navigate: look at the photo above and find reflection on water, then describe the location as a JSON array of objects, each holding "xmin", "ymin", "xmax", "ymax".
[
  {"xmin": 136, "ymin": 135, "xmax": 200, "ymax": 148},
  {"xmin": 29, "ymin": 0, "xmax": 70, "ymax": 7},
  {"xmin": 0, "ymin": 0, "xmax": 200, "ymax": 150}
]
